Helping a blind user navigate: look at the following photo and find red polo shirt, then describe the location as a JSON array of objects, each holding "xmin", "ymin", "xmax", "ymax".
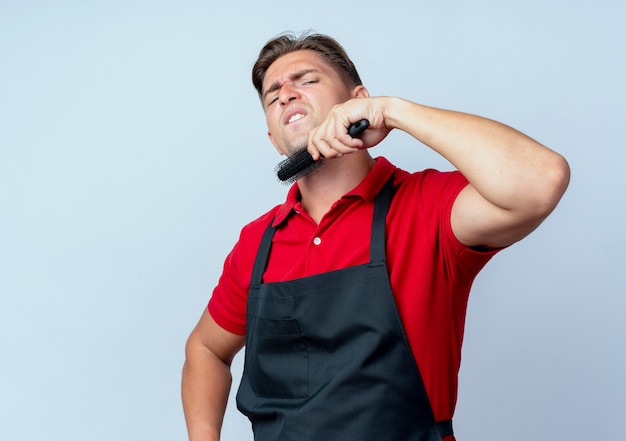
[{"xmin": 209, "ymin": 156, "xmax": 498, "ymax": 432}]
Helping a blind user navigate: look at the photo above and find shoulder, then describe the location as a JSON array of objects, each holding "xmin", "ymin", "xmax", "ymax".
[
  {"xmin": 208, "ymin": 204, "xmax": 284, "ymax": 335},
  {"xmin": 387, "ymin": 166, "xmax": 497, "ymax": 282},
  {"xmin": 387, "ymin": 166, "xmax": 472, "ymax": 259},
  {"xmin": 392, "ymin": 166, "xmax": 468, "ymax": 209}
]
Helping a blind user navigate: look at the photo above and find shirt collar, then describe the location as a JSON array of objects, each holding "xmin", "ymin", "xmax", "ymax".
[
  {"xmin": 273, "ymin": 183, "xmax": 300, "ymax": 226},
  {"xmin": 273, "ymin": 157, "xmax": 396, "ymax": 227}
]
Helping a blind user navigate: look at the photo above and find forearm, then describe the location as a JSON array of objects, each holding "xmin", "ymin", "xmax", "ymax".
[
  {"xmin": 384, "ymin": 97, "xmax": 569, "ymax": 213},
  {"xmin": 181, "ymin": 346, "xmax": 233, "ymax": 441}
]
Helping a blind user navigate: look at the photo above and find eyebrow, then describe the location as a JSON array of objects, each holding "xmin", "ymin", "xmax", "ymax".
[{"xmin": 263, "ymin": 69, "xmax": 319, "ymax": 101}]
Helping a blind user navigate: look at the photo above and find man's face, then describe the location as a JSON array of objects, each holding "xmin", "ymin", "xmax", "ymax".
[{"xmin": 262, "ymin": 50, "xmax": 358, "ymax": 156}]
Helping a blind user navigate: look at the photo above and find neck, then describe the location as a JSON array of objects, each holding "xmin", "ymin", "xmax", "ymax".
[{"xmin": 297, "ymin": 151, "xmax": 375, "ymax": 224}]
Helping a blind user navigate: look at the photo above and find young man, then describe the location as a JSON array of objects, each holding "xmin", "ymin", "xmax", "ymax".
[{"xmin": 182, "ymin": 33, "xmax": 570, "ymax": 441}]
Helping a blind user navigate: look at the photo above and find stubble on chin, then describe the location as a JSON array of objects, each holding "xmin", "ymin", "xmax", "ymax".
[{"xmin": 283, "ymin": 134, "xmax": 310, "ymax": 157}]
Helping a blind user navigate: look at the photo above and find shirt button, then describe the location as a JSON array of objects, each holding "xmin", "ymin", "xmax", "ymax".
[{"xmin": 313, "ymin": 237, "xmax": 322, "ymax": 246}]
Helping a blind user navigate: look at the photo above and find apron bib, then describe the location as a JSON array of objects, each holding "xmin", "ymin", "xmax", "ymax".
[{"xmin": 236, "ymin": 178, "xmax": 453, "ymax": 441}]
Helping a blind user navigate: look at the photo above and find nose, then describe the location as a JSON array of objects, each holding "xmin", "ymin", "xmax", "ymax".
[{"xmin": 278, "ymin": 82, "xmax": 301, "ymax": 105}]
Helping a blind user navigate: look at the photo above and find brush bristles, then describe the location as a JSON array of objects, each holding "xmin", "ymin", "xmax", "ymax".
[{"xmin": 275, "ymin": 148, "xmax": 324, "ymax": 184}]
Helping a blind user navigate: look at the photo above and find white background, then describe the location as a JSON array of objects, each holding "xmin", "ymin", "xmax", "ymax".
[{"xmin": 1, "ymin": 1, "xmax": 624, "ymax": 440}]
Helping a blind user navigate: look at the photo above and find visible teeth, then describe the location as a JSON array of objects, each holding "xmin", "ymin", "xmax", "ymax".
[{"xmin": 288, "ymin": 114, "xmax": 304, "ymax": 123}]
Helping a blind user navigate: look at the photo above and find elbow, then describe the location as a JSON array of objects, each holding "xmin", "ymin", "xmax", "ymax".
[{"xmin": 534, "ymin": 152, "xmax": 571, "ymax": 217}]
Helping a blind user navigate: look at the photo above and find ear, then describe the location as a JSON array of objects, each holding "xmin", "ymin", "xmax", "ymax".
[
  {"xmin": 267, "ymin": 130, "xmax": 284, "ymax": 155},
  {"xmin": 352, "ymin": 85, "xmax": 369, "ymax": 99}
]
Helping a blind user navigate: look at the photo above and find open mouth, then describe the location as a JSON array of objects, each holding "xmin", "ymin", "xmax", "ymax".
[{"xmin": 288, "ymin": 113, "xmax": 305, "ymax": 124}]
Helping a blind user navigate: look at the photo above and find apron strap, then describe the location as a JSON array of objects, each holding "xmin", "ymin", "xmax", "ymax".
[
  {"xmin": 370, "ymin": 176, "xmax": 394, "ymax": 263},
  {"xmin": 437, "ymin": 419, "xmax": 454, "ymax": 437},
  {"xmin": 250, "ymin": 219, "xmax": 276, "ymax": 286}
]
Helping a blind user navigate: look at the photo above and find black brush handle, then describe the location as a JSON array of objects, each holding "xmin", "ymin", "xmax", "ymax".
[
  {"xmin": 347, "ymin": 119, "xmax": 369, "ymax": 138},
  {"xmin": 276, "ymin": 119, "xmax": 370, "ymax": 183}
]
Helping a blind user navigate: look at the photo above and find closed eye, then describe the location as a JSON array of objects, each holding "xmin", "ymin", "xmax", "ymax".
[{"xmin": 265, "ymin": 93, "xmax": 281, "ymax": 107}]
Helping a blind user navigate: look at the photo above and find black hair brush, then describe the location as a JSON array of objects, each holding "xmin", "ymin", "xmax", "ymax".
[{"xmin": 275, "ymin": 119, "xmax": 370, "ymax": 184}]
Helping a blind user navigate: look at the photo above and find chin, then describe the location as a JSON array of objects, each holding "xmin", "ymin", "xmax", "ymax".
[
  {"xmin": 284, "ymin": 139, "xmax": 308, "ymax": 156},
  {"xmin": 285, "ymin": 146, "xmax": 306, "ymax": 158}
]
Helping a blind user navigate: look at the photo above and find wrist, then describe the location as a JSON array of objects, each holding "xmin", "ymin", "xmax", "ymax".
[{"xmin": 380, "ymin": 96, "xmax": 415, "ymax": 131}]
